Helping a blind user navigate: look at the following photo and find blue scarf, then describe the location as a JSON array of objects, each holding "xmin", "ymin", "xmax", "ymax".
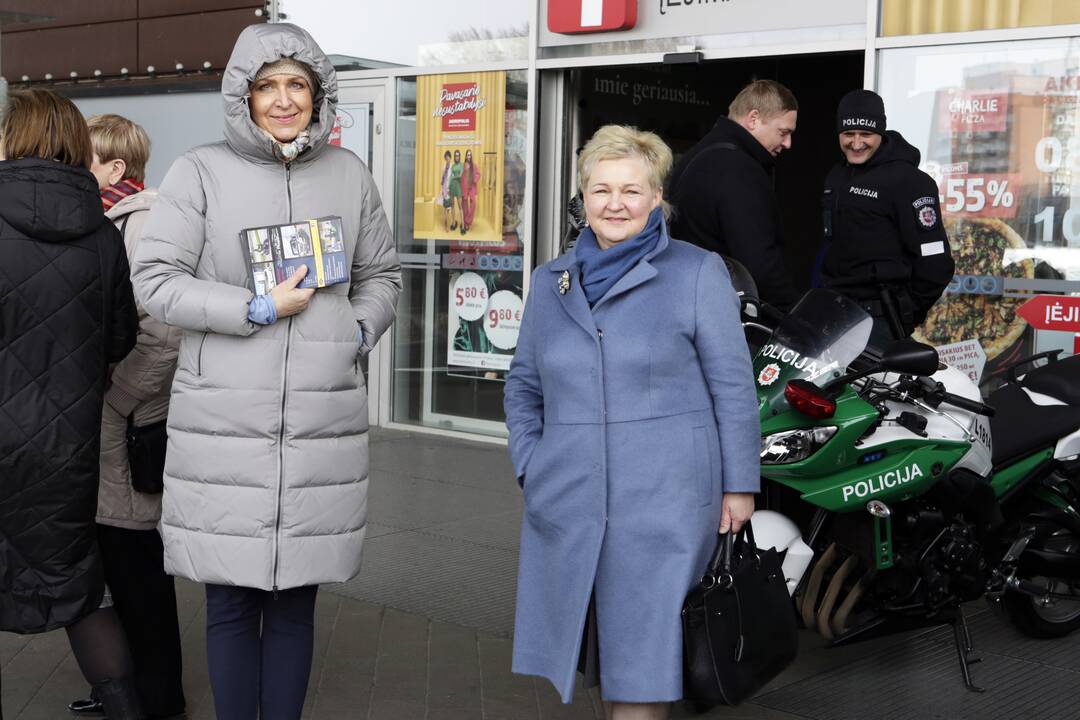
[{"xmin": 575, "ymin": 207, "xmax": 664, "ymax": 306}]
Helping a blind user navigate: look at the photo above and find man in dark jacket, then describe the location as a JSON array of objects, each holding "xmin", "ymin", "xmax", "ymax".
[
  {"xmin": 669, "ymin": 79, "xmax": 801, "ymax": 311},
  {"xmin": 820, "ymin": 89, "xmax": 955, "ymax": 346}
]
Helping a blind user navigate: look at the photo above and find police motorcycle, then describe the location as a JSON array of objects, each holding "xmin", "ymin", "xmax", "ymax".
[{"xmin": 742, "ymin": 288, "xmax": 1080, "ymax": 691}]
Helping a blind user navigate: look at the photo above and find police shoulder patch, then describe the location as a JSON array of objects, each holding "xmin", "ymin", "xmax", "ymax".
[{"xmin": 915, "ymin": 197, "xmax": 938, "ymax": 229}]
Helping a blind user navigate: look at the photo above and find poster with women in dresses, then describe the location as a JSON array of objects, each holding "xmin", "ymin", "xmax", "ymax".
[{"xmin": 413, "ymin": 71, "xmax": 506, "ymax": 242}]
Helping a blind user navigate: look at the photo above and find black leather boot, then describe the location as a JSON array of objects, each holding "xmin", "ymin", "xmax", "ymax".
[
  {"xmin": 68, "ymin": 695, "xmax": 106, "ymax": 716},
  {"xmin": 93, "ymin": 677, "xmax": 144, "ymax": 720}
]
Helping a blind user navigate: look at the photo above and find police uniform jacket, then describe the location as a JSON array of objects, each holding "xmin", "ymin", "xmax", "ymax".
[
  {"xmin": 669, "ymin": 117, "xmax": 800, "ymax": 310},
  {"xmin": 820, "ymin": 130, "xmax": 954, "ymax": 330}
]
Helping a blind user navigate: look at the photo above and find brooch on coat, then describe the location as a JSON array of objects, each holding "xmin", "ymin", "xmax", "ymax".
[{"xmin": 558, "ymin": 270, "xmax": 571, "ymax": 295}]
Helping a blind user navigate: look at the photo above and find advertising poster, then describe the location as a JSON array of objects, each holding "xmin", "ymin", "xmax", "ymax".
[
  {"xmin": 413, "ymin": 71, "xmax": 507, "ymax": 242},
  {"xmin": 446, "ymin": 270, "xmax": 522, "ymax": 372},
  {"xmin": 910, "ymin": 59, "xmax": 1080, "ymax": 387}
]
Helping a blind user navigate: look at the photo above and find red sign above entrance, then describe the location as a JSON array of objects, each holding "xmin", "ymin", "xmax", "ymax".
[
  {"xmin": 548, "ymin": 0, "xmax": 637, "ymax": 34},
  {"xmin": 1018, "ymin": 295, "xmax": 1080, "ymax": 333}
]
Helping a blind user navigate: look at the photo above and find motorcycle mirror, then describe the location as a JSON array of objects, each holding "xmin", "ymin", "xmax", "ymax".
[
  {"xmin": 722, "ymin": 255, "xmax": 758, "ymax": 299},
  {"xmin": 879, "ymin": 338, "xmax": 940, "ymax": 376}
]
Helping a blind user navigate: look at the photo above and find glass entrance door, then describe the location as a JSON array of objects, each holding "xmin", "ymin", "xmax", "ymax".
[
  {"xmin": 336, "ymin": 80, "xmax": 389, "ymax": 425},
  {"xmin": 389, "ymin": 72, "xmax": 531, "ymax": 438}
]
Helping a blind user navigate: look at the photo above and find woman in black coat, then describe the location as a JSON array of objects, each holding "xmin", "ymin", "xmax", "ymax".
[{"xmin": 0, "ymin": 89, "xmax": 141, "ymax": 718}]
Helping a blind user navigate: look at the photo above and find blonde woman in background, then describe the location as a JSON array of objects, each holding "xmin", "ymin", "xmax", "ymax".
[{"xmin": 65, "ymin": 114, "xmax": 186, "ymax": 719}]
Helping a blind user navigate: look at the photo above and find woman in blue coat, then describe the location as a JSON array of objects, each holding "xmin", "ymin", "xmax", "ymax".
[{"xmin": 504, "ymin": 125, "xmax": 761, "ymax": 718}]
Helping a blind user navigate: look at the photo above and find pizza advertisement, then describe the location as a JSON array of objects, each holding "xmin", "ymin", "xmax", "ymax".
[
  {"xmin": 887, "ymin": 42, "xmax": 1080, "ymax": 390},
  {"xmin": 914, "ymin": 217, "xmax": 1035, "ymax": 383}
]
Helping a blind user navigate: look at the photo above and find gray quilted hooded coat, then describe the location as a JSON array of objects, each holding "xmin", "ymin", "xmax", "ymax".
[{"xmin": 132, "ymin": 23, "xmax": 401, "ymax": 591}]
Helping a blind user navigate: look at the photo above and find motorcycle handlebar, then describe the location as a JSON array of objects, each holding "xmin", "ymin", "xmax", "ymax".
[
  {"xmin": 911, "ymin": 376, "xmax": 995, "ymax": 416},
  {"xmin": 940, "ymin": 391, "xmax": 996, "ymax": 417},
  {"xmin": 758, "ymin": 301, "xmax": 785, "ymax": 324}
]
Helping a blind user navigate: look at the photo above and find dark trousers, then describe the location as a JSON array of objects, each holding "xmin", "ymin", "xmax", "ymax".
[
  {"xmin": 205, "ymin": 583, "xmax": 318, "ymax": 720},
  {"xmin": 96, "ymin": 523, "xmax": 186, "ymax": 716}
]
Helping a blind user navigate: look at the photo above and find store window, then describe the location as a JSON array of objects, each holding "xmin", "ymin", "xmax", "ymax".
[
  {"xmin": 879, "ymin": 38, "xmax": 1080, "ymax": 388},
  {"xmin": 881, "ymin": 0, "xmax": 1080, "ymax": 36},
  {"xmin": 282, "ymin": 0, "xmax": 528, "ymax": 67},
  {"xmin": 391, "ymin": 71, "xmax": 529, "ymax": 436}
]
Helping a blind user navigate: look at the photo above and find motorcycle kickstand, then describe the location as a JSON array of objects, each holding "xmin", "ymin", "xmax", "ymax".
[{"xmin": 951, "ymin": 607, "xmax": 985, "ymax": 693}]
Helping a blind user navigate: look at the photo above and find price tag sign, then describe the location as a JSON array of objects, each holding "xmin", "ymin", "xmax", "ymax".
[
  {"xmin": 452, "ymin": 272, "xmax": 488, "ymax": 322},
  {"xmin": 935, "ymin": 339, "xmax": 987, "ymax": 384},
  {"xmin": 484, "ymin": 290, "xmax": 523, "ymax": 350},
  {"xmin": 938, "ymin": 172, "xmax": 1019, "ymax": 219}
]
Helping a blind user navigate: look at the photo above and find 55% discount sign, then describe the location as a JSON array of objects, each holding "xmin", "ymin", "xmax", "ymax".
[{"xmin": 939, "ymin": 173, "xmax": 1018, "ymax": 218}]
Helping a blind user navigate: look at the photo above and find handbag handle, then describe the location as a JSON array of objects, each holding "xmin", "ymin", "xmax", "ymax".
[{"xmin": 701, "ymin": 519, "xmax": 756, "ymax": 588}]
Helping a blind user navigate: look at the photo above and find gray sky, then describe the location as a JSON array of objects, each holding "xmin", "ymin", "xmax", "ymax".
[{"xmin": 282, "ymin": 0, "xmax": 530, "ymax": 66}]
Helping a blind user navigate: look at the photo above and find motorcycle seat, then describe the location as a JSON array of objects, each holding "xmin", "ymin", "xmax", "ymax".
[
  {"xmin": 1020, "ymin": 353, "xmax": 1080, "ymax": 405},
  {"xmin": 987, "ymin": 383, "xmax": 1080, "ymax": 467}
]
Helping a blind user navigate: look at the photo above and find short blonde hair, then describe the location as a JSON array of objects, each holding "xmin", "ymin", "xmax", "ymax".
[
  {"xmin": 728, "ymin": 79, "xmax": 798, "ymax": 121},
  {"xmin": 578, "ymin": 124, "xmax": 673, "ymax": 219},
  {"xmin": 87, "ymin": 114, "xmax": 151, "ymax": 183}
]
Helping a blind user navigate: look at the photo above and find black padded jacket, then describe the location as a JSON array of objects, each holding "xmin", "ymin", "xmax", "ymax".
[
  {"xmin": 668, "ymin": 116, "xmax": 801, "ymax": 311},
  {"xmin": 0, "ymin": 158, "xmax": 137, "ymax": 633}
]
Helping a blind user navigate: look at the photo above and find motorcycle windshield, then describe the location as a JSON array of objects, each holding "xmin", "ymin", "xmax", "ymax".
[{"xmin": 753, "ymin": 289, "xmax": 874, "ymax": 417}]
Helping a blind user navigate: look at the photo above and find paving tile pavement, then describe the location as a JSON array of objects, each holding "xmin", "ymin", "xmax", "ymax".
[{"xmin": 3, "ymin": 427, "xmax": 1078, "ymax": 719}]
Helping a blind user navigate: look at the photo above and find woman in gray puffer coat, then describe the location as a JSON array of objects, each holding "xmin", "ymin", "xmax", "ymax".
[{"xmin": 132, "ymin": 23, "xmax": 401, "ymax": 719}]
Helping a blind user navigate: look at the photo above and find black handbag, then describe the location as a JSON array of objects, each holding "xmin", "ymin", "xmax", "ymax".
[
  {"xmin": 681, "ymin": 521, "xmax": 798, "ymax": 709},
  {"xmin": 126, "ymin": 415, "xmax": 167, "ymax": 494}
]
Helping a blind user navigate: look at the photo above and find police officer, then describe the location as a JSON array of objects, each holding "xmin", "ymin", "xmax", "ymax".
[{"xmin": 820, "ymin": 89, "xmax": 954, "ymax": 347}]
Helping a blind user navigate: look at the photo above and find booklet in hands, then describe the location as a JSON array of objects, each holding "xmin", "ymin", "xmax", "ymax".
[{"xmin": 241, "ymin": 216, "xmax": 348, "ymax": 294}]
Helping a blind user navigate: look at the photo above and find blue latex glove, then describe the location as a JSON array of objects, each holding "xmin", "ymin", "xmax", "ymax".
[
  {"xmin": 357, "ymin": 323, "xmax": 364, "ymax": 349},
  {"xmin": 248, "ymin": 294, "xmax": 277, "ymax": 325}
]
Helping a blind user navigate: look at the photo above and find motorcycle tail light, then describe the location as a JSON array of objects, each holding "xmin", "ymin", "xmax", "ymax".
[{"xmin": 785, "ymin": 379, "xmax": 836, "ymax": 419}]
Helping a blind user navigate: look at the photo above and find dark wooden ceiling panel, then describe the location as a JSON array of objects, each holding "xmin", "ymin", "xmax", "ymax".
[
  {"xmin": 138, "ymin": 10, "xmax": 263, "ymax": 71},
  {"xmin": 138, "ymin": 0, "xmax": 263, "ymax": 19},
  {"xmin": 3, "ymin": 22, "xmax": 138, "ymax": 80},
  {"xmin": 0, "ymin": 0, "xmax": 137, "ymax": 31}
]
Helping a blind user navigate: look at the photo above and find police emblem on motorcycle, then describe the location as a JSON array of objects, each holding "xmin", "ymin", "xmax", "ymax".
[
  {"xmin": 758, "ymin": 363, "xmax": 781, "ymax": 386},
  {"xmin": 918, "ymin": 205, "xmax": 937, "ymax": 228}
]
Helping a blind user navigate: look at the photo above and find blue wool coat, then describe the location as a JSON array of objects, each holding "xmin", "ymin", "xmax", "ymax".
[{"xmin": 504, "ymin": 229, "xmax": 761, "ymax": 703}]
